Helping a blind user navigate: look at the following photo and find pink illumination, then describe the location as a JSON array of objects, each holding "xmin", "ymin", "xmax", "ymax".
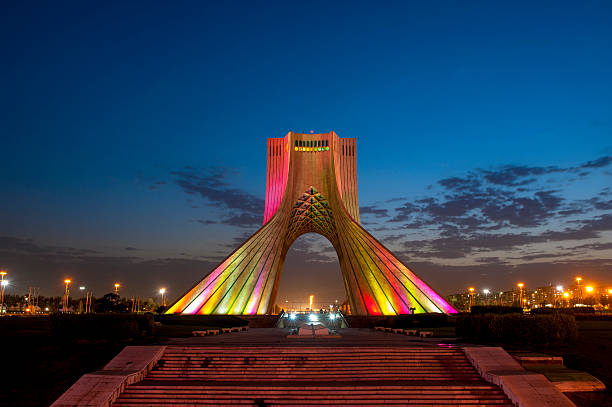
[{"xmin": 167, "ymin": 131, "xmax": 457, "ymax": 316}]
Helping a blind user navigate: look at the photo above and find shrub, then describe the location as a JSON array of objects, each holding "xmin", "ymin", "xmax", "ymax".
[
  {"xmin": 394, "ymin": 313, "xmax": 451, "ymax": 328},
  {"xmin": 154, "ymin": 314, "xmax": 248, "ymax": 327},
  {"xmin": 50, "ymin": 313, "xmax": 153, "ymax": 340},
  {"xmin": 530, "ymin": 307, "xmax": 595, "ymax": 315},
  {"xmin": 470, "ymin": 306, "xmax": 523, "ymax": 314},
  {"xmin": 456, "ymin": 313, "xmax": 577, "ymax": 346}
]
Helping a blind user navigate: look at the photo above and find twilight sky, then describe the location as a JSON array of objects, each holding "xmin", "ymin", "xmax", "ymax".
[{"xmin": 1, "ymin": 1, "xmax": 611, "ymax": 307}]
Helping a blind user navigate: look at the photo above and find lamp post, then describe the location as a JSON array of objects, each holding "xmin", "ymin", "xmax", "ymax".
[
  {"xmin": 517, "ymin": 283, "xmax": 524, "ymax": 307},
  {"xmin": 63, "ymin": 279, "xmax": 71, "ymax": 313},
  {"xmin": 576, "ymin": 277, "xmax": 582, "ymax": 304},
  {"xmin": 114, "ymin": 283, "xmax": 120, "ymax": 295},
  {"xmin": 159, "ymin": 288, "xmax": 166, "ymax": 307},
  {"xmin": 468, "ymin": 287, "xmax": 475, "ymax": 309},
  {"xmin": 309, "ymin": 294, "xmax": 314, "ymax": 311},
  {"xmin": 483, "ymin": 289, "xmax": 490, "ymax": 305},
  {"xmin": 0, "ymin": 270, "xmax": 7, "ymax": 315}
]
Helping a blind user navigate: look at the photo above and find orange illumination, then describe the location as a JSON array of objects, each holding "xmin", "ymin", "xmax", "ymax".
[
  {"xmin": 468, "ymin": 287, "xmax": 475, "ymax": 292},
  {"xmin": 64, "ymin": 279, "xmax": 71, "ymax": 284},
  {"xmin": 114, "ymin": 283, "xmax": 120, "ymax": 288},
  {"xmin": 576, "ymin": 277, "xmax": 582, "ymax": 282},
  {"xmin": 309, "ymin": 294, "xmax": 314, "ymax": 310},
  {"xmin": 517, "ymin": 283, "xmax": 524, "ymax": 288},
  {"xmin": 563, "ymin": 292, "xmax": 570, "ymax": 298},
  {"xmin": 608, "ymin": 289, "xmax": 612, "ymax": 295},
  {"xmin": 0, "ymin": 270, "xmax": 7, "ymax": 276},
  {"xmin": 585, "ymin": 286, "xmax": 594, "ymax": 293}
]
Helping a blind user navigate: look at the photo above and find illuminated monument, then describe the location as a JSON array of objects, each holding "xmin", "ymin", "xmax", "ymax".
[{"xmin": 167, "ymin": 132, "xmax": 457, "ymax": 315}]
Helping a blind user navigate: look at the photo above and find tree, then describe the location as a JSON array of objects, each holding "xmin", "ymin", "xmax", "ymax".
[{"xmin": 94, "ymin": 293, "xmax": 129, "ymax": 313}]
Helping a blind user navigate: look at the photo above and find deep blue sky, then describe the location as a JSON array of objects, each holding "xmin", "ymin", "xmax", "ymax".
[{"xmin": 1, "ymin": 1, "xmax": 611, "ymax": 307}]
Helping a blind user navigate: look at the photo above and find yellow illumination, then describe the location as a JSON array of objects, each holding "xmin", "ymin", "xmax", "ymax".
[
  {"xmin": 563, "ymin": 292, "xmax": 570, "ymax": 298},
  {"xmin": 517, "ymin": 282, "xmax": 524, "ymax": 288},
  {"xmin": 576, "ymin": 277, "xmax": 582, "ymax": 283},
  {"xmin": 585, "ymin": 286, "xmax": 594, "ymax": 293},
  {"xmin": 64, "ymin": 279, "xmax": 71, "ymax": 284},
  {"xmin": 468, "ymin": 287, "xmax": 475, "ymax": 292},
  {"xmin": 294, "ymin": 147, "xmax": 298, "ymax": 151},
  {"xmin": 0, "ymin": 270, "xmax": 7, "ymax": 276},
  {"xmin": 608, "ymin": 289, "xmax": 612, "ymax": 295},
  {"xmin": 309, "ymin": 294, "xmax": 314, "ymax": 310}
]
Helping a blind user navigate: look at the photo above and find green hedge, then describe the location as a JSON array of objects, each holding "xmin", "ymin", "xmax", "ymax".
[
  {"xmin": 50, "ymin": 313, "xmax": 153, "ymax": 340},
  {"xmin": 470, "ymin": 306, "xmax": 523, "ymax": 314},
  {"xmin": 154, "ymin": 314, "xmax": 248, "ymax": 327},
  {"xmin": 530, "ymin": 307, "xmax": 595, "ymax": 315},
  {"xmin": 456, "ymin": 313, "xmax": 577, "ymax": 346}
]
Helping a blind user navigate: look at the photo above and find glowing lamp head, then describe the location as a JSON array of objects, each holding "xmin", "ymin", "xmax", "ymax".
[
  {"xmin": 114, "ymin": 283, "xmax": 120, "ymax": 288},
  {"xmin": 483, "ymin": 289, "xmax": 490, "ymax": 295},
  {"xmin": 517, "ymin": 283, "xmax": 524, "ymax": 289},
  {"xmin": 0, "ymin": 270, "xmax": 7, "ymax": 276},
  {"xmin": 576, "ymin": 277, "xmax": 582, "ymax": 282},
  {"xmin": 308, "ymin": 313, "xmax": 318, "ymax": 322},
  {"xmin": 79, "ymin": 286, "xmax": 86, "ymax": 290},
  {"xmin": 64, "ymin": 279, "xmax": 71, "ymax": 285},
  {"xmin": 0, "ymin": 280, "xmax": 7, "ymax": 287},
  {"xmin": 585, "ymin": 286, "xmax": 594, "ymax": 293},
  {"xmin": 556, "ymin": 285, "xmax": 563, "ymax": 292},
  {"xmin": 563, "ymin": 292, "xmax": 570, "ymax": 298},
  {"xmin": 289, "ymin": 313, "xmax": 297, "ymax": 320},
  {"xmin": 468, "ymin": 287, "xmax": 475, "ymax": 292},
  {"xmin": 608, "ymin": 289, "xmax": 612, "ymax": 295},
  {"xmin": 159, "ymin": 288, "xmax": 166, "ymax": 295}
]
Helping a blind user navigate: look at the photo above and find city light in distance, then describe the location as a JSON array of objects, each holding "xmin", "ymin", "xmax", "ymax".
[
  {"xmin": 1, "ymin": 280, "xmax": 7, "ymax": 287},
  {"xmin": 556, "ymin": 285, "xmax": 563, "ymax": 292},
  {"xmin": 159, "ymin": 288, "xmax": 166, "ymax": 295},
  {"xmin": 483, "ymin": 289, "xmax": 490, "ymax": 295},
  {"xmin": 585, "ymin": 286, "xmax": 594, "ymax": 293}
]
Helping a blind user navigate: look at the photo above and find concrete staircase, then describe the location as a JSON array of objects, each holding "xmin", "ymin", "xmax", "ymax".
[{"xmin": 113, "ymin": 346, "xmax": 513, "ymax": 406}]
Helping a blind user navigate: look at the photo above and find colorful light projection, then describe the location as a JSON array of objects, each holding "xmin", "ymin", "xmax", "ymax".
[{"xmin": 166, "ymin": 131, "xmax": 457, "ymax": 315}]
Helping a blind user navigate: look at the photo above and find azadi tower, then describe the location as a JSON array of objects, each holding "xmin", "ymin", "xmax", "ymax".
[{"xmin": 167, "ymin": 132, "xmax": 456, "ymax": 315}]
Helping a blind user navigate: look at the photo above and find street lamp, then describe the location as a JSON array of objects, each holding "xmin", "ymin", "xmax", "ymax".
[
  {"xmin": 159, "ymin": 288, "xmax": 166, "ymax": 307},
  {"xmin": 468, "ymin": 287, "xmax": 475, "ymax": 308},
  {"xmin": 309, "ymin": 294, "xmax": 314, "ymax": 311},
  {"xmin": 585, "ymin": 286, "xmax": 594, "ymax": 294},
  {"xmin": 517, "ymin": 283, "xmax": 524, "ymax": 307},
  {"xmin": 0, "ymin": 270, "xmax": 7, "ymax": 315},
  {"xmin": 576, "ymin": 277, "xmax": 582, "ymax": 303},
  {"xmin": 114, "ymin": 283, "xmax": 120, "ymax": 294},
  {"xmin": 63, "ymin": 279, "xmax": 71, "ymax": 313},
  {"xmin": 483, "ymin": 289, "xmax": 490, "ymax": 305}
]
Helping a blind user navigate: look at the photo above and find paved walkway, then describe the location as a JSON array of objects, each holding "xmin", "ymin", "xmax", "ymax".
[{"xmin": 164, "ymin": 327, "xmax": 455, "ymax": 347}]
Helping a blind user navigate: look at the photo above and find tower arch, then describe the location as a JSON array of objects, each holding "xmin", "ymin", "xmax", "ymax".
[{"xmin": 166, "ymin": 132, "xmax": 457, "ymax": 315}]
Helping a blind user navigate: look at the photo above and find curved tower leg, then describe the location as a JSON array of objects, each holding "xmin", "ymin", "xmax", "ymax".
[{"xmin": 167, "ymin": 131, "xmax": 457, "ymax": 315}]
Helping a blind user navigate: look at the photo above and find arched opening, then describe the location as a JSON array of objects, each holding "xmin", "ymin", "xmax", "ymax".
[{"xmin": 275, "ymin": 233, "xmax": 345, "ymax": 312}]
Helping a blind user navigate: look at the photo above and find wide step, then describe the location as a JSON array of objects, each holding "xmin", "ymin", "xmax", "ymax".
[{"xmin": 112, "ymin": 346, "xmax": 513, "ymax": 406}]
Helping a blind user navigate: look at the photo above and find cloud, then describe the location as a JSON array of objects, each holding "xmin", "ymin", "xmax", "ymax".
[
  {"xmin": 171, "ymin": 167, "xmax": 264, "ymax": 217},
  {"xmin": 360, "ymin": 205, "xmax": 389, "ymax": 218}
]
